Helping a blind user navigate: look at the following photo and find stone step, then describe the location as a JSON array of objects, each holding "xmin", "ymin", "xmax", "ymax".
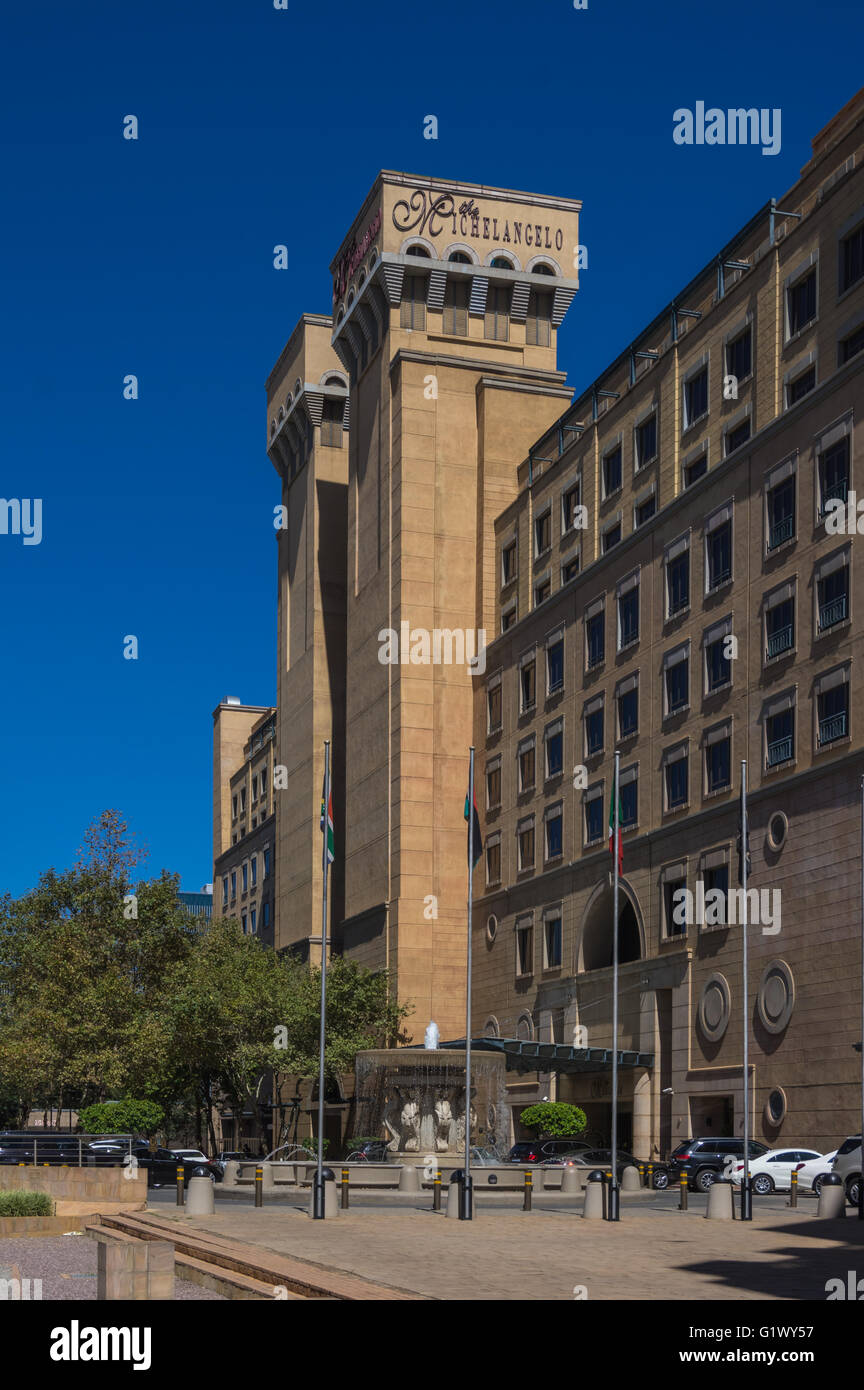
[{"xmin": 85, "ymin": 1223, "xmax": 300, "ymax": 1301}]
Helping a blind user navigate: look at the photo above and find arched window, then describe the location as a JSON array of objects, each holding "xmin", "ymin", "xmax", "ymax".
[
  {"xmin": 490, "ymin": 255, "xmax": 513, "ymax": 269},
  {"xmin": 533, "ymin": 262, "xmax": 555, "ymax": 276},
  {"xmin": 448, "ymin": 251, "xmax": 471, "ymax": 264},
  {"xmin": 323, "ymin": 375, "xmax": 344, "ymax": 388},
  {"xmin": 406, "ymin": 245, "xmax": 431, "ymax": 258},
  {"xmin": 526, "ymin": 290, "xmax": 553, "ymax": 347}
]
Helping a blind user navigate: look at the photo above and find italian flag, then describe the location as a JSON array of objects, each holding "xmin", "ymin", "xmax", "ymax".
[
  {"xmin": 320, "ymin": 779, "xmax": 334, "ymax": 865},
  {"xmin": 608, "ymin": 769, "xmax": 623, "ymax": 876}
]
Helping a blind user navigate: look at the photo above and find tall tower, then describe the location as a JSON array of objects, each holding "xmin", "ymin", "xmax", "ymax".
[
  {"xmin": 328, "ymin": 174, "xmax": 581, "ymax": 1039},
  {"xmin": 266, "ymin": 315, "xmax": 349, "ymax": 962}
]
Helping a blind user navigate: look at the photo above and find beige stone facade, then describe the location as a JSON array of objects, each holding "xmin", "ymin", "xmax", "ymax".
[
  {"xmin": 474, "ymin": 89, "xmax": 864, "ymax": 1156},
  {"xmin": 212, "ymin": 700, "xmax": 276, "ymax": 947}
]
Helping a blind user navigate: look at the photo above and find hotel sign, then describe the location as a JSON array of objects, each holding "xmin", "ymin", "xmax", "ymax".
[
  {"xmin": 392, "ymin": 189, "xmax": 566, "ymax": 254},
  {"xmin": 334, "ymin": 207, "xmax": 383, "ymax": 299}
]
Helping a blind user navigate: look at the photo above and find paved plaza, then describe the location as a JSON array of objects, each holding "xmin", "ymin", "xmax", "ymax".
[{"xmin": 147, "ymin": 1192, "xmax": 864, "ymax": 1301}]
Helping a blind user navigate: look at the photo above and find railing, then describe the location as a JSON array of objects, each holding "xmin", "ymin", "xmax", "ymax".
[
  {"xmin": 819, "ymin": 712, "xmax": 847, "ymax": 745},
  {"xmin": 767, "ymin": 735, "xmax": 793, "ymax": 767},
  {"xmin": 819, "ymin": 594, "xmax": 848, "ymax": 629},
  {"xmin": 0, "ymin": 1133, "xmax": 139, "ymax": 1167},
  {"xmin": 766, "ymin": 625, "xmax": 793, "ymax": 658},
  {"xmin": 768, "ymin": 514, "xmax": 794, "ymax": 549},
  {"xmin": 819, "ymin": 478, "xmax": 848, "ymax": 516}
]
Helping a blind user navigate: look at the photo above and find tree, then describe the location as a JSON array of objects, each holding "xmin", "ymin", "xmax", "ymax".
[
  {"xmin": 519, "ymin": 1102, "xmax": 587, "ymax": 1138},
  {"xmin": 77, "ymin": 1099, "xmax": 164, "ymax": 1137}
]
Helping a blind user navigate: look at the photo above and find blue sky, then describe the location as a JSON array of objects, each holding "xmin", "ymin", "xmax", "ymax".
[{"xmin": 1, "ymin": 0, "xmax": 862, "ymax": 896}]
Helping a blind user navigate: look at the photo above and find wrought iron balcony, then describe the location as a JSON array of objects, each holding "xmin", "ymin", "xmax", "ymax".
[
  {"xmin": 819, "ymin": 711, "xmax": 848, "ymax": 745},
  {"xmin": 767, "ymin": 735, "xmax": 793, "ymax": 767},
  {"xmin": 818, "ymin": 594, "xmax": 848, "ymax": 630},
  {"xmin": 766, "ymin": 625, "xmax": 793, "ymax": 659},
  {"xmin": 768, "ymin": 514, "xmax": 794, "ymax": 549}
]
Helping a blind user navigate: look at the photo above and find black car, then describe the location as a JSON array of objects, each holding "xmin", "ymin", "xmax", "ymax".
[
  {"xmin": 0, "ymin": 1132, "xmax": 84, "ymax": 1166},
  {"xmin": 575, "ymin": 1148, "xmax": 670, "ymax": 1188},
  {"xmin": 669, "ymin": 1137, "xmax": 769, "ymax": 1192},
  {"xmin": 507, "ymin": 1138, "xmax": 593, "ymax": 1165},
  {"xmin": 132, "ymin": 1148, "xmax": 223, "ymax": 1187}
]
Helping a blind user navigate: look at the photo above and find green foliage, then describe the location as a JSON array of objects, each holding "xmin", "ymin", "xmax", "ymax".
[
  {"xmin": 302, "ymin": 1136, "xmax": 330, "ymax": 1157},
  {"xmin": 519, "ymin": 1102, "xmax": 587, "ymax": 1138},
  {"xmin": 77, "ymin": 1099, "xmax": 164, "ymax": 1137},
  {"xmin": 0, "ymin": 1191, "xmax": 54, "ymax": 1217}
]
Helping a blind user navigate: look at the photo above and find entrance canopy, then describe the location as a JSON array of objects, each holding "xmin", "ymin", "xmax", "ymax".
[{"xmin": 407, "ymin": 1038, "xmax": 654, "ymax": 1076}]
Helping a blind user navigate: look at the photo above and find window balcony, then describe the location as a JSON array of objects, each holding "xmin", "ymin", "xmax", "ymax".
[
  {"xmin": 767, "ymin": 735, "xmax": 793, "ymax": 767},
  {"xmin": 766, "ymin": 625, "xmax": 793, "ymax": 659},
  {"xmin": 768, "ymin": 515, "xmax": 794, "ymax": 549},
  {"xmin": 820, "ymin": 478, "xmax": 848, "ymax": 517},
  {"xmin": 819, "ymin": 712, "xmax": 848, "ymax": 745},
  {"xmin": 819, "ymin": 594, "xmax": 848, "ymax": 630}
]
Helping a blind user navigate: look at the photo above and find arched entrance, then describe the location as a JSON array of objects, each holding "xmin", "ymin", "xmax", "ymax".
[{"xmin": 578, "ymin": 881, "xmax": 643, "ymax": 972}]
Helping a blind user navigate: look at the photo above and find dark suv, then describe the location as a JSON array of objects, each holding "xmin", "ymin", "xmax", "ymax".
[
  {"xmin": 669, "ymin": 1138, "xmax": 769, "ymax": 1192},
  {"xmin": 507, "ymin": 1139, "xmax": 592, "ymax": 1165}
]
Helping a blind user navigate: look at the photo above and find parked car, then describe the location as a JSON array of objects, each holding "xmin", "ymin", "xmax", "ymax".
[
  {"xmin": 133, "ymin": 1148, "xmax": 223, "ymax": 1187},
  {"xmin": 0, "ymin": 1132, "xmax": 80, "ymax": 1166},
  {"xmin": 571, "ymin": 1147, "xmax": 669, "ymax": 1188},
  {"xmin": 507, "ymin": 1139, "xmax": 592, "ymax": 1165},
  {"xmin": 212, "ymin": 1150, "xmax": 257, "ymax": 1173},
  {"xmin": 345, "ymin": 1139, "xmax": 390, "ymax": 1162},
  {"xmin": 794, "ymin": 1150, "xmax": 837, "ymax": 1196},
  {"xmin": 729, "ymin": 1148, "xmax": 824, "ymax": 1194},
  {"xmin": 168, "ymin": 1148, "xmax": 210, "ymax": 1164},
  {"xmin": 831, "ymin": 1135, "xmax": 863, "ymax": 1206},
  {"xmin": 668, "ymin": 1138, "xmax": 770, "ymax": 1192}
]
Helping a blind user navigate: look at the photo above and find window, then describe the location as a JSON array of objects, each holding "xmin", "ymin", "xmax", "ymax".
[
  {"xmin": 520, "ymin": 658, "xmax": 536, "ymax": 712},
  {"xmin": 232, "ymin": 795, "xmax": 238, "ymax": 819},
  {"xmin": 230, "ymin": 871, "xmax": 236, "ymax": 899},
  {"xmin": 817, "ymin": 551, "xmax": 849, "ymax": 632},
  {"xmin": 787, "ymin": 268, "xmax": 816, "ymax": 338},
  {"xmin": 786, "ymin": 365, "xmax": 815, "ymax": 407},
  {"xmin": 705, "ymin": 508, "xmax": 732, "ymax": 591},
  {"xmin": 546, "ymin": 638, "xmax": 564, "ymax": 694},
  {"xmin": 585, "ymin": 698, "xmax": 604, "ymax": 756},
  {"xmin": 443, "ymin": 278, "xmax": 470, "ymax": 336},
  {"xmin": 486, "ymin": 760, "xmax": 501, "ymax": 809},
  {"xmin": 664, "ymin": 747, "xmax": 688, "ymax": 811},
  {"xmin": 766, "ymin": 468, "xmax": 796, "ymax": 551},
  {"xmin": 765, "ymin": 705, "xmax": 794, "ymax": 768},
  {"xmin": 526, "ymin": 290, "xmax": 553, "ymax": 346},
  {"xmin": 726, "ymin": 328, "xmax": 752, "ymax": 384},
  {"xmin": 620, "ymin": 770, "xmax": 637, "ymax": 829},
  {"xmin": 635, "ymin": 414, "xmax": 657, "ymax": 469},
  {"xmin": 534, "ymin": 577, "xmax": 551, "ymax": 606},
  {"xmin": 818, "ymin": 437, "xmax": 850, "ymax": 517},
  {"xmin": 725, "ymin": 418, "xmax": 751, "ymax": 455},
  {"xmin": 816, "ymin": 668, "xmax": 849, "ymax": 747},
  {"xmin": 663, "ymin": 877, "xmax": 687, "ymax": 939},
  {"xmin": 401, "ymin": 274, "xmax": 427, "ymax": 330},
  {"xmin": 486, "ymin": 835, "xmax": 501, "ymax": 886},
  {"xmin": 241, "ymin": 913, "xmax": 247, "ymax": 934},
  {"xmin": 664, "ymin": 646, "xmax": 689, "ymax": 716},
  {"xmin": 603, "ymin": 521, "xmax": 621, "ymax": 553},
  {"xmin": 603, "ymin": 445, "xmax": 622, "ymax": 498},
  {"xmin": 765, "ymin": 589, "xmax": 795, "ymax": 660},
  {"xmin": 487, "ymin": 682, "xmax": 502, "ymax": 732},
  {"xmin": 840, "ymin": 323, "xmax": 864, "ymax": 365},
  {"xmin": 251, "ymin": 856, "xmax": 258, "ymax": 887},
  {"xmin": 702, "ymin": 865, "xmax": 729, "ymax": 926},
  {"xmin": 666, "ymin": 542, "xmax": 690, "ymax": 617},
  {"xmin": 562, "ymin": 553, "xmax": 580, "ymax": 584},
  {"xmin": 562, "ymin": 482, "xmax": 581, "ymax": 532},
  {"xmin": 586, "ymin": 608, "xmax": 605, "ymax": 669},
  {"xmin": 545, "ymin": 723, "xmax": 563, "ymax": 779},
  {"xmin": 502, "ymin": 540, "xmax": 517, "ymax": 585},
  {"xmin": 250, "ymin": 907, "xmax": 257, "ymax": 934},
  {"xmin": 684, "ymin": 452, "xmax": 708, "ymax": 488},
  {"xmin": 516, "ymin": 919, "xmax": 533, "ymax": 976},
  {"xmin": 584, "ymin": 789, "xmax": 603, "ymax": 844},
  {"xmin": 705, "ymin": 726, "xmax": 732, "ymax": 793},
  {"xmin": 263, "ymin": 849, "xmax": 272, "ymax": 878},
  {"xmin": 240, "ymin": 787, "xmax": 247, "ymax": 812},
  {"xmin": 704, "ymin": 622, "xmax": 732, "ymax": 693},
  {"xmin": 617, "ymin": 680, "xmax": 638, "ymax": 740},
  {"xmin": 635, "ymin": 494, "xmax": 656, "ymax": 527},
  {"xmin": 517, "ymin": 818, "xmax": 535, "ymax": 871},
  {"xmin": 840, "ymin": 223, "xmax": 864, "ymax": 294},
  {"xmin": 535, "ymin": 510, "xmax": 551, "ymax": 556},
  {"xmin": 545, "ymin": 807, "xmax": 563, "ymax": 862},
  {"xmin": 485, "ymin": 285, "xmax": 510, "ymax": 341},
  {"xmin": 251, "ymin": 775, "xmax": 258, "ymax": 800},
  {"xmin": 617, "ymin": 581, "xmax": 639, "ymax": 650},
  {"xmin": 518, "ymin": 740, "xmax": 535, "ymax": 793},
  {"xmin": 241, "ymin": 863, "xmax": 248, "ymax": 892},
  {"xmin": 222, "ymin": 876, "xmax": 228, "ymax": 906},
  {"xmin": 321, "ymin": 397, "xmax": 344, "ymax": 447},
  {"xmin": 262, "ymin": 901, "xmax": 271, "ymax": 928},
  {"xmin": 543, "ymin": 913, "xmax": 562, "ymax": 968},
  {"xmin": 502, "ymin": 606, "xmax": 517, "ymax": 632},
  {"xmin": 684, "ymin": 367, "xmax": 708, "ymax": 430}
]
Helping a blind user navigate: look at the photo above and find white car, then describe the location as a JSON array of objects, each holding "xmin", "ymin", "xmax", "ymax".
[
  {"xmin": 170, "ymin": 1148, "xmax": 210, "ymax": 1164},
  {"xmin": 730, "ymin": 1148, "xmax": 824, "ymax": 1194},
  {"xmin": 793, "ymin": 1150, "xmax": 837, "ymax": 1196}
]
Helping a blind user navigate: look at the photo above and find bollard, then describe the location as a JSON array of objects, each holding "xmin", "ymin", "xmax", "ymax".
[
  {"xmin": 398, "ymin": 1164, "xmax": 420, "ymax": 1193},
  {"xmin": 646, "ymin": 1163, "xmax": 653, "ymax": 1189},
  {"xmin": 582, "ymin": 1170, "xmax": 606, "ymax": 1220},
  {"xmin": 445, "ymin": 1168, "xmax": 475, "ymax": 1219},
  {"xmin": 817, "ymin": 1173, "xmax": 846, "ymax": 1220},
  {"xmin": 341, "ymin": 1168, "xmax": 350, "ymax": 1210},
  {"xmin": 186, "ymin": 1172, "xmax": 215, "ymax": 1217},
  {"xmin": 176, "ymin": 1167, "xmax": 185, "ymax": 1206},
  {"xmin": 789, "ymin": 1169, "xmax": 798, "ymax": 1209},
  {"xmin": 561, "ymin": 1164, "xmax": 580, "ymax": 1195},
  {"xmin": 705, "ymin": 1179, "xmax": 734, "ymax": 1220},
  {"xmin": 638, "ymin": 1163, "xmax": 645, "ymax": 1188},
  {"xmin": 679, "ymin": 1174, "xmax": 688, "ymax": 1211},
  {"xmin": 308, "ymin": 1167, "xmax": 338, "ymax": 1218},
  {"xmin": 433, "ymin": 1169, "xmax": 442, "ymax": 1212},
  {"xmin": 254, "ymin": 1165, "xmax": 263, "ymax": 1207},
  {"xmin": 621, "ymin": 1165, "xmax": 640, "ymax": 1193},
  {"xmin": 523, "ymin": 1170, "xmax": 533, "ymax": 1212}
]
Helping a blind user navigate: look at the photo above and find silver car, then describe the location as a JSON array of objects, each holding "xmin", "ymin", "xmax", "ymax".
[{"xmin": 831, "ymin": 1135, "xmax": 862, "ymax": 1206}]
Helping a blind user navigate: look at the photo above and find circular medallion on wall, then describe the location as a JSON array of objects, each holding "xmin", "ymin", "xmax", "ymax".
[
  {"xmin": 767, "ymin": 811, "xmax": 788, "ymax": 852},
  {"xmin": 764, "ymin": 1087, "xmax": 787, "ymax": 1127},
  {"xmin": 697, "ymin": 973, "xmax": 731, "ymax": 1042},
  {"xmin": 757, "ymin": 959, "xmax": 795, "ymax": 1034}
]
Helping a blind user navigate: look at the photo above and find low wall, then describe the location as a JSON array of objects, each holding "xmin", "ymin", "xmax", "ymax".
[
  {"xmin": 0, "ymin": 1166, "xmax": 148, "ymax": 1204},
  {"xmin": 0, "ymin": 1215, "xmax": 94, "ymax": 1237},
  {"xmin": 222, "ymin": 1160, "xmax": 611, "ymax": 1192}
]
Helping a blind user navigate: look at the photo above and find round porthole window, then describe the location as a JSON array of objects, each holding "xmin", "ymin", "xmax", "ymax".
[
  {"xmin": 767, "ymin": 811, "xmax": 788, "ymax": 852},
  {"xmin": 486, "ymin": 914, "xmax": 498, "ymax": 943},
  {"xmin": 757, "ymin": 959, "xmax": 795, "ymax": 1034},
  {"xmin": 697, "ymin": 973, "xmax": 731, "ymax": 1042},
  {"xmin": 765, "ymin": 1087, "xmax": 787, "ymax": 1127}
]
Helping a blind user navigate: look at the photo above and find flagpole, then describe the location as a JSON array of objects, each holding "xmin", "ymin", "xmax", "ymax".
[
  {"xmin": 859, "ymin": 774, "xmax": 863, "ymax": 1220},
  {"xmin": 462, "ymin": 745, "xmax": 475, "ymax": 1221},
  {"xmin": 313, "ymin": 739, "xmax": 331, "ymax": 1220},
  {"xmin": 740, "ymin": 759, "xmax": 752, "ymax": 1221},
  {"xmin": 609, "ymin": 749, "xmax": 620, "ymax": 1221}
]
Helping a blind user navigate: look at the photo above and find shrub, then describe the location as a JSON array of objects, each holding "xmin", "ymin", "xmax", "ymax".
[
  {"xmin": 77, "ymin": 1099, "xmax": 164, "ymax": 1137},
  {"xmin": 303, "ymin": 1136, "xmax": 330, "ymax": 1157},
  {"xmin": 519, "ymin": 1102, "xmax": 587, "ymax": 1138},
  {"xmin": 0, "ymin": 1191, "xmax": 54, "ymax": 1217}
]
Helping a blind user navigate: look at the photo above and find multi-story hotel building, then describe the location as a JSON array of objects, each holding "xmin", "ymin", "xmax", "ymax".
[
  {"xmin": 212, "ymin": 698, "xmax": 277, "ymax": 947},
  {"xmin": 474, "ymin": 89, "xmax": 864, "ymax": 1157},
  {"xmin": 260, "ymin": 88, "xmax": 864, "ymax": 1154}
]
